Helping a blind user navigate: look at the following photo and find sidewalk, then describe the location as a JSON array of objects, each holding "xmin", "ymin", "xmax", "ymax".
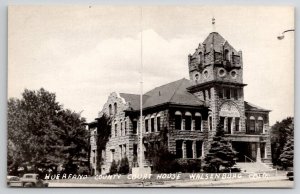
[{"xmin": 48, "ymin": 175, "xmax": 288, "ymax": 187}]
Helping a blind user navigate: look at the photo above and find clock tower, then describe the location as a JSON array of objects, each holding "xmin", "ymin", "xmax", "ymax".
[{"xmin": 187, "ymin": 31, "xmax": 247, "ymax": 135}]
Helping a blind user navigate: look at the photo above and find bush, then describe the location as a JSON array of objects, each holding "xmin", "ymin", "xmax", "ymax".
[
  {"xmin": 109, "ymin": 160, "xmax": 118, "ymax": 175},
  {"xmin": 118, "ymin": 157, "xmax": 129, "ymax": 174},
  {"xmin": 177, "ymin": 159, "xmax": 201, "ymax": 173}
]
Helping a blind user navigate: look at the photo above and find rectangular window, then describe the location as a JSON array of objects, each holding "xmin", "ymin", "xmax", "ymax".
[
  {"xmin": 235, "ymin": 117, "xmax": 240, "ymax": 131},
  {"xmin": 196, "ymin": 141, "xmax": 203, "ymax": 158},
  {"xmin": 195, "ymin": 116, "xmax": 202, "ymax": 131},
  {"xmin": 120, "ymin": 122, "xmax": 123, "ymax": 136},
  {"xmin": 218, "ymin": 88, "xmax": 223, "ymax": 99},
  {"xmin": 175, "ymin": 115, "xmax": 182, "ymax": 130},
  {"xmin": 133, "ymin": 120, "xmax": 137, "ymax": 134},
  {"xmin": 185, "ymin": 116, "xmax": 192, "ymax": 131},
  {"xmin": 209, "ymin": 116, "xmax": 212, "ymax": 131},
  {"xmin": 227, "ymin": 117, "xmax": 232, "ymax": 134},
  {"xmin": 151, "ymin": 118, "xmax": 155, "ymax": 132},
  {"xmin": 145, "ymin": 119, "xmax": 149, "ymax": 133},
  {"xmin": 115, "ymin": 123, "xmax": 117, "ymax": 137},
  {"xmin": 233, "ymin": 89, "xmax": 238, "ymax": 100},
  {"xmin": 208, "ymin": 89, "xmax": 211, "ymax": 99},
  {"xmin": 203, "ymin": 91, "xmax": 206, "ymax": 101},
  {"xmin": 157, "ymin": 117, "xmax": 161, "ymax": 131},
  {"xmin": 220, "ymin": 117, "xmax": 225, "ymax": 129},
  {"xmin": 250, "ymin": 119, "xmax": 255, "ymax": 131},
  {"xmin": 176, "ymin": 140, "xmax": 183, "ymax": 158},
  {"xmin": 226, "ymin": 88, "xmax": 231, "ymax": 99},
  {"xmin": 186, "ymin": 141, "xmax": 193, "ymax": 158},
  {"xmin": 124, "ymin": 121, "xmax": 127, "ymax": 135},
  {"xmin": 258, "ymin": 120, "xmax": 264, "ymax": 133}
]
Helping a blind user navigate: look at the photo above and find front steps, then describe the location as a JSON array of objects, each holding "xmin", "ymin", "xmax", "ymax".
[{"xmin": 235, "ymin": 162, "xmax": 274, "ymax": 173}]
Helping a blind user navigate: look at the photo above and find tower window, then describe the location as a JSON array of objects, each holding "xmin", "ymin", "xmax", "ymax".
[
  {"xmin": 218, "ymin": 88, "xmax": 223, "ymax": 99},
  {"xmin": 233, "ymin": 89, "xmax": 238, "ymax": 100},
  {"xmin": 225, "ymin": 88, "xmax": 231, "ymax": 99},
  {"xmin": 208, "ymin": 89, "xmax": 211, "ymax": 99},
  {"xmin": 109, "ymin": 104, "xmax": 112, "ymax": 115},
  {"xmin": 220, "ymin": 116, "xmax": 225, "ymax": 129},
  {"xmin": 224, "ymin": 49, "xmax": 229, "ymax": 61},
  {"xmin": 235, "ymin": 117, "xmax": 240, "ymax": 131}
]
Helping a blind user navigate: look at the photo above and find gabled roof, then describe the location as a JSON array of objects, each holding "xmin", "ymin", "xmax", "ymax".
[
  {"xmin": 120, "ymin": 78, "xmax": 206, "ymax": 111},
  {"xmin": 245, "ymin": 101, "xmax": 271, "ymax": 112},
  {"xmin": 202, "ymin": 32, "xmax": 237, "ymax": 53}
]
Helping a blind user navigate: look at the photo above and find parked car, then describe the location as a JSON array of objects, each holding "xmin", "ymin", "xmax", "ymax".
[
  {"xmin": 7, "ymin": 173, "xmax": 48, "ymax": 187},
  {"xmin": 7, "ymin": 176, "xmax": 20, "ymax": 186},
  {"xmin": 287, "ymin": 171, "xmax": 294, "ymax": 181}
]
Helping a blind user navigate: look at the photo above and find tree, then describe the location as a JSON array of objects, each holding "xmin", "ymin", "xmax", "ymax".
[
  {"xmin": 203, "ymin": 122, "xmax": 238, "ymax": 173},
  {"xmin": 95, "ymin": 114, "xmax": 111, "ymax": 173},
  {"xmin": 7, "ymin": 88, "xmax": 89, "ymax": 176},
  {"xmin": 271, "ymin": 117, "xmax": 294, "ymax": 166},
  {"xmin": 109, "ymin": 160, "xmax": 118, "ymax": 175},
  {"xmin": 118, "ymin": 157, "xmax": 129, "ymax": 174},
  {"xmin": 279, "ymin": 122, "xmax": 294, "ymax": 169}
]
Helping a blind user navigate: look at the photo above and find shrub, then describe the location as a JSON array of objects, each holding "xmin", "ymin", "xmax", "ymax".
[
  {"xmin": 109, "ymin": 160, "xmax": 118, "ymax": 175},
  {"xmin": 118, "ymin": 157, "xmax": 129, "ymax": 174}
]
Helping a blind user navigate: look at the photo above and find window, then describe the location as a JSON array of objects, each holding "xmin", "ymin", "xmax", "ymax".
[
  {"xmin": 233, "ymin": 89, "xmax": 238, "ymax": 100},
  {"xmin": 120, "ymin": 122, "xmax": 123, "ymax": 136},
  {"xmin": 209, "ymin": 116, "xmax": 212, "ymax": 131},
  {"xmin": 109, "ymin": 104, "xmax": 112, "ymax": 115},
  {"xmin": 114, "ymin": 102, "xmax": 117, "ymax": 114},
  {"xmin": 115, "ymin": 123, "xmax": 118, "ymax": 137},
  {"xmin": 196, "ymin": 141, "xmax": 203, "ymax": 158},
  {"xmin": 186, "ymin": 141, "xmax": 193, "ymax": 158},
  {"xmin": 227, "ymin": 117, "xmax": 232, "ymax": 134},
  {"xmin": 132, "ymin": 120, "xmax": 137, "ymax": 134},
  {"xmin": 151, "ymin": 117, "xmax": 155, "ymax": 132},
  {"xmin": 224, "ymin": 49, "xmax": 229, "ymax": 61},
  {"xmin": 220, "ymin": 116, "xmax": 225, "ymax": 129},
  {"xmin": 195, "ymin": 113, "xmax": 202, "ymax": 131},
  {"xmin": 124, "ymin": 121, "xmax": 127, "ymax": 135},
  {"xmin": 133, "ymin": 144, "xmax": 137, "ymax": 157},
  {"xmin": 176, "ymin": 140, "xmax": 183, "ymax": 158},
  {"xmin": 175, "ymin": 111, "xmax": 182, "ymax": 130},
  {"xmin": 145, "ymin": 119, "xmax": 149, "ymax": 133},
  {"xmin": 157, "ymin": 117, "xmax": 161, "ymax": 131},
  {"xmin": 185, "ymin": 112, "xmax": 192, "ymax": 131},
  {"xmin": 218, "ymin": 88, "xmax": 223, "ymax": 99},
  {"xmin": 203, "ymin": 91, "xmax": 206, "ymax": 101},
  {"xmin": 235, "ymin": 117, "xmax": 240, "ymax": 131},
  {"xmin": 208, "ymin": 89, "xmax": 211, "ymax": 99},
  {"xmin": 111, "ymin": 149, "xmax": 115, "ymax": 162},
  {"xmin": 250, "ymin": 117, "xmax": 255, "ymax": 132},
  {"xmin": 258, "ymin": 117, "xmax": 264, "ymax": 133},
  {"xmin": 225, "ymin": 88, "xmax": 231, "ymax": 99}
]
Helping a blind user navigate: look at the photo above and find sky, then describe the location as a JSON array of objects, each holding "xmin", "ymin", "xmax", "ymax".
[{"xmin": 8, "ymin": 6, "xmax": 294, "ymax": 125}]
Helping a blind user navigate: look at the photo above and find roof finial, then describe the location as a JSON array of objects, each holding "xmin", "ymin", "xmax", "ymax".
[{"xmin": 212, "ymin": 17, "xmax": 216, "ymax": 32}]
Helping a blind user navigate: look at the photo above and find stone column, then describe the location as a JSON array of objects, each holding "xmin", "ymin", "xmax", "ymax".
[
  {"xmin": 182, "ymin": 141, "xmax": 186, "ymax": 159},
  {"xmin": 256, "ymin": 143, "xmax": 261, "ymax": 163}
]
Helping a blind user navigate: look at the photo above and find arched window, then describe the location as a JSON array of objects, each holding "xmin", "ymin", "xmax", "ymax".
[
  {"xmin": 224, "ymin": 49, "xmax": 229, "ymax": 61},
  {"xmin": 185, "ymin": 112, "xmax": 192, "ymax": 131},
  {"xmin": 109, "ymin": 104, "xmax": 112, "ymax": 115},
  {"xmin": 249, "ymin": 116, "xmax": 256, "ymax": 132},
  {"xmin": 175, "ymin": 111, "xmax": 182, "ymax": 130},
  {"xmin": 258, "ymin": 116, "xmax": 264, "ymax": 133},
  {"xmin": 195, "ymin": 112, "xmax": 202, "ymax": 131},
  {"xmin": 150, "ymin": 115, "xmax": 155, "ymax": 133},
  {"xmin": 199, "ymin": 52, "xmax": 202, "ymax": 63},
  {"xmin": 114, "ymin": 102, "xmax": 117, "ymax": 114}
]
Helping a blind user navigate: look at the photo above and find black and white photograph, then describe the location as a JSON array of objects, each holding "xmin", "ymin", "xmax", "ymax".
[{"xmin": 7, "ymin": 5, "xmax": 294, "ymax": 188}]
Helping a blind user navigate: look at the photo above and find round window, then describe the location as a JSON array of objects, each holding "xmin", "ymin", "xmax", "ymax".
[
  {"xmin": 231, "ymin": 70, "xmax": 237, "ymax": 78},
  {"xmin": 218, "ymin": 68, "xmax": 226, "ymax": 77},
  {"xmin": 203, "ymin": 70, "xmax": 208, "ymax": 79}
]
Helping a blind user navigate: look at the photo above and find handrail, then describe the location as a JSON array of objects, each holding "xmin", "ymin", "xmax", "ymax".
[{"xmin": 244, "ymin": 155, "xmax": 255, "ymax": 163}]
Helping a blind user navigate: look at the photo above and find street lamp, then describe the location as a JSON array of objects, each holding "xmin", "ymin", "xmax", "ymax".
[{"xmin": 277, "ymin": 29, "xmax": 295, "ymax": 40}]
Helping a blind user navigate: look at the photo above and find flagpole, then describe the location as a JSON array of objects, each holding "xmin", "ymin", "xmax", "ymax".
[{"xmin": 139, "ymin": 6, "xmax": 143, "ymax": 169}]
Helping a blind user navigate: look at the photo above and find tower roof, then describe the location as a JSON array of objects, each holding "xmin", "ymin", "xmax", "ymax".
[{"xmin": 202, "ymin": 32, "xmax": 237, "ymax": 53}]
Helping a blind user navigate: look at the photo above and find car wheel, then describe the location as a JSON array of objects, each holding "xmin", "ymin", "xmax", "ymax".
[{"xmin": 24, "ymin": 182, "xmax": 33, "ymax": 187}]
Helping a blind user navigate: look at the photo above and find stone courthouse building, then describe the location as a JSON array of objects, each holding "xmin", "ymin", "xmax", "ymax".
[{"xmin": 89, "ymin": 31, "xmax": 272, "ymax": 175}]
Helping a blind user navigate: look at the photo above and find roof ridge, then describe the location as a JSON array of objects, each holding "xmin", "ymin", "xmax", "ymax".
[{"xmin": 169, "ymin": 78, "xmax": 186, "ymax": 103}]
